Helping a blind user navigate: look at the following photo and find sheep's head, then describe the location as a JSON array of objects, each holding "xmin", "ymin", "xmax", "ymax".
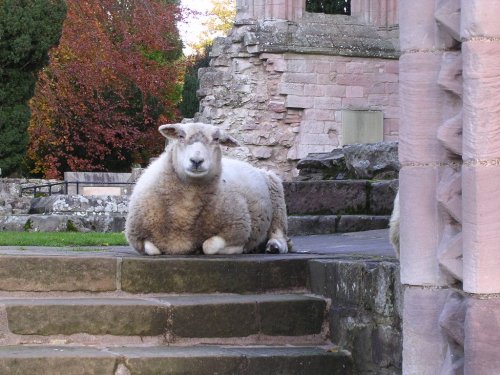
[{"xmin": 159, "ymin": 123, "xmax": 239, "ymax": 182}]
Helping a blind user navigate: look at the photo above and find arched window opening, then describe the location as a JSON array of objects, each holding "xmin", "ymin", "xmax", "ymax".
[{"xmin": 305, "ymin": 0, "xmax": 351, "ymax": 15}]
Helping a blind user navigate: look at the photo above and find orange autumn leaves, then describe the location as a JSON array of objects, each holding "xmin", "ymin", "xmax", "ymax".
[{"xmin": 28, "ymin": 0, "xmax": 184, "ymax": 178}]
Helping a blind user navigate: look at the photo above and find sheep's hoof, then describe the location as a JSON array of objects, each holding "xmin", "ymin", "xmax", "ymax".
[
  {"xmin": 203, "ymin": 236, "xmax": 226, "ymax": 255},
  {"xmin": 265, "ymin": 238, "xmax": 288, "ymax": 254},
  {"xmin": 144, "ymin": 240, "xmax": 162, "ymax": 256}
]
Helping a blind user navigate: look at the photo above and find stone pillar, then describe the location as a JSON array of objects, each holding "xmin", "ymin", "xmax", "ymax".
[
  {"xmin": 400, "ymin": 0, "xmax": 500, "ymax": 373},
  {"xmin": 399, "ymin": 0, "xmax": 464, "ymax": 373},
  {"xmin": 351, "ymin": 0, "xmax": 398, "ymax": 28},
  {"xmin": 236, "ymin": 0, "xmax": 303, "ymax": 21},
  {"xmin": 461, "ymin": 1, "xmax": 500, "ymax": 373}
]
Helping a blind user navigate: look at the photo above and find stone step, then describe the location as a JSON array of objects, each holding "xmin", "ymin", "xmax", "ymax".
[
  {"xmin": 0, "ymin": 345, "xmax": 353, "ymax": 374},
  {"xmin": 0, "ymin": 252, "xmax": 309, "ymax": 293},
  {"xmin": 284, "ymin": 179, "xmax": 398, "ymax": 215},
  {"xmin": 289, "ymin": 214, "xmax": 390, "ymax": 235},
  {"xmin": 2, "ymin": 294, "xmax": 326, "ymax": 340}
]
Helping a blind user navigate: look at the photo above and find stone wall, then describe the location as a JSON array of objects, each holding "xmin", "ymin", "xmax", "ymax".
[
  {"xmin": 196, "ymin": 2, "xmax": 400, "ymax": 179},
  {"xmin": 310, "ymin": 258, "xmax": 402, "ymax": 374}
]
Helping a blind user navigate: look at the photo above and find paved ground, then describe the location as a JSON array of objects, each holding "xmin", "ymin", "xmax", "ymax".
[
  {"xmin": 291, "ymin": 229, "xmax": 395, "ymax": 257},
  {"xmin": 0, "ymin": 229, "xmax": 396, "ymax": 258}
]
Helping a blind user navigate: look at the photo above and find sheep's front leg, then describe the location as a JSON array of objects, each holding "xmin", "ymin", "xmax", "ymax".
[
  {"xmin": 144, "ymin": 240, "xmax": 162, "ymax": 255},
  {"xmin": 265, "ymin": 229, "xmax": 289, "ymax": 254},
  {"xmin": 202, "ymin": 236, "xmax": 244, "ymax": 255}
]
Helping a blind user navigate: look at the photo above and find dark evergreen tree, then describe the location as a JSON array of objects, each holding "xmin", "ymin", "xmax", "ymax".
[
  {"xmin": 0, "ymin": 0, "xmax": 66, "ymax": 176},
  {"xmin": 179, "ymin": 46, "xmax": 211, "ymax": 118}
]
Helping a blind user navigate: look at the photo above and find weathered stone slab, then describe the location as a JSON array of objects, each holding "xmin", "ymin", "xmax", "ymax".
[
  {"xmin": 0, "ymin": 345, "xmax": 352, "ymax": 375},
  {"xmin": 288, "ymin": 215, "xmax": 337, "ymax": 235},
  {"xmin": 120, "ymin": 257, "xmax": 308, "ymax": 294},
  {"xmin": 341, "ymin": 110, "xmax": 384, "ymax": 146},
  {"xmin": 369, "ymin": 179, "xmax": 399, "ymax": 215},
  {"xmin": 0, "ymin": 346, "xmax": 117, "ymax": 375},
  {"xmin": 5, "ymin": 294, "xmax": 325, "ymax": 338},
  {"xmin": 0, "ymin": 256, "xmax": 117, "ymax": 292},
  {"xmin": 5, "ymin": 298, "xmax": 168, "ymax": 336},
  {"xmin": 336, "ymin": 215, "xmax": 389, "ymax": 233},
  {"xmin": 163, "ymin": 294, "xmax": 325, "ymax": 338},
  {"xmin": 343, "ymin": 142, "xmax": 399, "ymax": 180},
  {"xmin": 113, "ymin": 346, "xmax": 353, "ymax": 375},
  {"xmin": 284, "ymin": 180, "xmax": 368, "ymax": 215}
]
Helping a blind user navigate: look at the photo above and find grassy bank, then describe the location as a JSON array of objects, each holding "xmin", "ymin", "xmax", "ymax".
[{"xmin": 0, "ymin": 231, "xmax": 128, "ymax": 247}]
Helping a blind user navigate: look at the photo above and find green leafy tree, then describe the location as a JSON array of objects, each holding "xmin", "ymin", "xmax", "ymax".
[
  {"xmin": 179, "ymin": 0, "xmax": 235, "ymax": 118},
  {"xmin": 0, "ymin": 0, "xmax": 66, "ymax": 176},
  {"xmin": 179, "ymin": 46, "xmax": 211, "ymax": 118}
]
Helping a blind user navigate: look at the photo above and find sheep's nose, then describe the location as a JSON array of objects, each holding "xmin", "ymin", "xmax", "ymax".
[{"xmin": 190, "ymin": 157, "xmax": 204, "ymax": 169}]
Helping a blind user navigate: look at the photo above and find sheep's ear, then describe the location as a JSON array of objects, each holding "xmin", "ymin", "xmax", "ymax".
[
  {"xmin": 159, "ymin": 124, "xmax": 185, "ymax": 140},
  {"xmin": 214, "ymin": 129, "xmax": 240, "ymax": 147}
]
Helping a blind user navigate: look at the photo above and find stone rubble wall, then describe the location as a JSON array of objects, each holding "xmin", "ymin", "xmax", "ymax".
[
  {"xmin": 310, "ymin": 258, "xmax": 402, "ymax": 374},
  {"xmin": 196, "ymin": 14, "xmax": 399, "ymax": 179}
]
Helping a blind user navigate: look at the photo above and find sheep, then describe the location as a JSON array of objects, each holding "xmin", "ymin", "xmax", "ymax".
[
  {"xmin": 125, "ymin": 122, "xmax": 290, "ymax": 256},
  {"xmin": 389, "ymin": 191, "xmax": 400, "ymax": 256}
]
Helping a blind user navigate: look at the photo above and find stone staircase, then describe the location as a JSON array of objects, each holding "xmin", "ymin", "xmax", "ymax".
[{"xmin": 0, "ymin": 248, "xmax": 353, "ymax": 374}]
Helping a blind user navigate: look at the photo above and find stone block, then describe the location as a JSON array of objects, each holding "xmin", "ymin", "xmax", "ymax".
[
  {"xmin": 283, "ymin": 72, "xmax": 317, "ymax": 84},
  {"xmin": 166, "ymin": 296, "xmax": 259, "ymax": 338},
  {"xmin": 5, "ymin": 298, "xmax": 169, "ymax": 336},
  {"xmin": 0, "ymin": 346, "xmax": 117, "ymax": 375},
  {"xmin": 286, "ymin": 95, "xmax": 314, "ymax": 109},
  {"xmin": 462, "ymin": 41, "xmax": 500, "ymax": 160},
  {"xmin": 399, "ymin": 166, "xmax": 451, "ymax": 287},
  {"xmin": 343, "ymin": 141, "xmax": 399, "ymax": 179},
  {"xmin": 462, "ymin": 0, "xmax": 500, "ymax": 39},
  {"xmin": 118, "ymin": 346, "xmax": 352, "ymax": 375},
  {"xmin": 370, "ymin": 180, "xmax": 399, "ymax": 215},
  {"xmin": 277, "ymin": 82, "xmax": 304, "ymax": 95},
  {"xmin": 314, "ymin": 97, "xmax": 342, "ymax": 110},
  {"xmin": 287, "ymin": 215, "xmax": 337, "ymax": 236},
  {"xmin": 81, "ymin": 186, "xmax": 121, "ymax": 196},
  {"xmin": 462, "ymin": 165, "xmax": 500, "ymax": 294},
  {"xmin": 399, "ymin": 53, "xmax": 448, "ymax": 164},
  {"xmin": 465, "ymin": 297, "xmax": 500, "ymax": 374},
  {"xmin": 403, "ymin": 287, "xmax": 450, "ymax": 375},
  {"xmin": 341, "ymin": 110, "xmax": 384, "ymax": 146},
  {"xmin": 283, "ymin": 180, "xmax": 368, "ymax": 215},
  {"xmin": 324, "ymin": 84, "xmax": 346, "ymax": 97},
  {"xmin": 0, "ymin": 256, "xmax": 117, "ymax": 292},
  {"xmin": 120, "ymin": 257, "xmax": 308, "ymax": 294},
  {"xmin": 258, "ymin": 295, "xmax": 325, "ymax": 336},
  {"xmin": 322, "ymin": 260, "xmax": 401, "ymax": 317},
  {"xmin": 399, "ymin": 0, "xmax": 455, "ymax": 51},
  {"xmin": 336, "ymin": 215, "xmax": 389, "ymax": 233},
  {"xmin": 346, "ymin": 86, "xmax": 364, "ymax": 98}
]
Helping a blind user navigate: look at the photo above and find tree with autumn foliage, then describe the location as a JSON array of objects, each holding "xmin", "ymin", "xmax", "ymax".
[{"xmin": 28, "ymin": 0, "xmax": 184, "ymax": 179}]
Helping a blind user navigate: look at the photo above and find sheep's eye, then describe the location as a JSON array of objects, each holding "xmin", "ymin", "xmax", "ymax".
[{"xmin": 213, "ymin": 136, "xmax": 220, "ymax": 142}]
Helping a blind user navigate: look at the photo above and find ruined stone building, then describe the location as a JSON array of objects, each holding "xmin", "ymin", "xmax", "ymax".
[{"xmin": 195, "ymin": 0, "xmax": 399, "ymax": 178}]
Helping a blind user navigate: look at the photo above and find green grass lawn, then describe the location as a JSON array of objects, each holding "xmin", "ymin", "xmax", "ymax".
[{"xmin": 0, "ymin": 231, "xmax": 128, "ymax": 247}]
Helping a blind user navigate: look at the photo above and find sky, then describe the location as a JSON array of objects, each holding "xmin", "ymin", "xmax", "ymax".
[{"xmin": 179, "ymin": 0, "xmax": 213, "ymax": 55}]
